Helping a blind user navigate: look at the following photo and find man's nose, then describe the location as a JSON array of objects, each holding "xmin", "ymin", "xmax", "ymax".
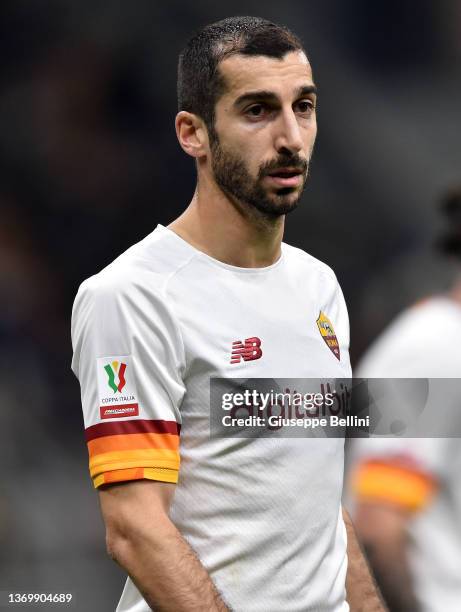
[{"xmin": 274, "ymin": 110, "xmax": 304, "ymax": 156}]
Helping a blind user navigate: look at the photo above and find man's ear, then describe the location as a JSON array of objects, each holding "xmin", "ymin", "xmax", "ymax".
[{"xmin": 175, "ymin": 111, "xmax": 209, "ymax": 158}]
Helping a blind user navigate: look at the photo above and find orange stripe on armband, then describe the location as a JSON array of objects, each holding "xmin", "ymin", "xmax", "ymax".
[
  {"xmin": 352, "ymin": 460, "xmax": 437, "ymax": 512},
  {"xmin": 89, "ymin": 448, "xmax": 180, "ymax": 489},
  {"xmin": 88, "ymin": 432, "xmax": 179, "ymax": 457}
]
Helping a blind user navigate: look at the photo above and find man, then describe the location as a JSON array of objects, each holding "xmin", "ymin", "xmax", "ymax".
[
  {"xmin": 72, "ymin": 16, "xmax": 384, "ymax": 611},
  {"xmin": 347, "ymin": 189, "xmax": 461, "ymax": 611}
]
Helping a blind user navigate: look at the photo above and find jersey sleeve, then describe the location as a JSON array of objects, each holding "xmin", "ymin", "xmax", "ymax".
[
  {"xmin": 349, "ymin": 438, "xmax": 441, "ymax": 512},
  {"xmin": 349, "ymin": 304, "xmax": 458, "ymax": 512},
  {"xmin": 71, "ymin": 270, "xmax": 186, "ymax": 489}
]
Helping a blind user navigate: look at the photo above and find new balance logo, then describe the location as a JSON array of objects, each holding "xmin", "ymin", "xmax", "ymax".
[{"xmin": 230, "ymin": 337, "xmax": 262, "ymax": 364}]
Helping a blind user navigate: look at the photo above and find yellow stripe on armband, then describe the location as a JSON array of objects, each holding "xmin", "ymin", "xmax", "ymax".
[{"xmin": 93, "ymin": 466, "xmax": 179, "ymax": 488}]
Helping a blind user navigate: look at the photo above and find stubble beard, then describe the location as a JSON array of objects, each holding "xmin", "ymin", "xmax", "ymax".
[{"xmin": 209, "ymin": 133, "xmax": 310, "ymax": 220}]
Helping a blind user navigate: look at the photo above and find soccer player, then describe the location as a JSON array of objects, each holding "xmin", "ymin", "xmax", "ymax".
[
  {"xmin": 347, "ymin": 189, "xmax": 461, "ymax": 611},
  {"xmin": 72, "ymin": 16, "xmax": 384, "ymax": 611}
]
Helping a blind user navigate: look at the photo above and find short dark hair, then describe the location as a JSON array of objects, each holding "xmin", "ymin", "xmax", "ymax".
[{"xmin": 177, "ymin": 16, "xmax": 305, "ymax": 134}]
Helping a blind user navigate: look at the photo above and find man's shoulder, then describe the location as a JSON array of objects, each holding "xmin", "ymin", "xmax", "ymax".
[
  {"xmin": 374, "ymin": 296, "xmax": 461, "ymax": 346},
  {"xmin": 75, "ymin": 225, "xmax": 197, "ymax": 304},
  {"xmin": 282, "ymin": 241, "xmax": 338, "ymax": 285},
  {"xmin": 357, "ymin": 296, "xmax": 461, "ymax": 377},
  {"xmin": 409, "ymin": 295, "xmax": 461, "ymax": 325}
]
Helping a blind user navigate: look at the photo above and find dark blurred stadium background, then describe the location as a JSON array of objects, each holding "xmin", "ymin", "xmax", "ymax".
[{"xmin": 0, "ymin": 1, "xmax": 460, "ymax": 610}]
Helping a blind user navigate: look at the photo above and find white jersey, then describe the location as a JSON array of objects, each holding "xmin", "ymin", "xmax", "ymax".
[
  {"xmin": 72, "ymin": 224, "xmax": 352, "ymax": 612},
  {"xmin": 348, "ymin": 297, "xmax": 461, "ymax": 612}
]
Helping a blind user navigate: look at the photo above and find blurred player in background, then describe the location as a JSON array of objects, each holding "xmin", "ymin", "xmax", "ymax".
[
  {"xmin": 347, "ymin": 188, "xmax": 461, "ymax": 611},
  {"xmin": 72, "ymin": 16, "xmax": 384, "ymax": 612}
]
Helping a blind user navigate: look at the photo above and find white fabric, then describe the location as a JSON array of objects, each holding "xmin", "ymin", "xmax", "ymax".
[
  {"xmin": 349, "ymin": 297, "xmax": 461, "ymax": 612},
  {"xmin": 72, "ymin": 224, "xmax": 352, "ymax": 612}
]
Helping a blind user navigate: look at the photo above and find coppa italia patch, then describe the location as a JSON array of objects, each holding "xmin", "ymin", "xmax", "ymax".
[{"xmin": 97, "ymin": 355, "xmax": 139, "ymax": 419}]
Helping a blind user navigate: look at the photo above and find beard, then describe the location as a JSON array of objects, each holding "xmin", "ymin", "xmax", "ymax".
[{"xmin": 210, "ymin": 135, "xmax": 310, "ymax": 218}]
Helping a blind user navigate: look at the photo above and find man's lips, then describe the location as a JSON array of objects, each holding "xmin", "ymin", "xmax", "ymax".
[{"xmin": 264, "ymin": 167, "xmax": 304, "ymax": 188}]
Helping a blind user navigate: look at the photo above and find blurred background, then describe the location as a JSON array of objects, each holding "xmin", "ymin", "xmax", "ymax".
[{"xmin": 0, "ymin": 0, "xmax": 460, "ymax": 610}]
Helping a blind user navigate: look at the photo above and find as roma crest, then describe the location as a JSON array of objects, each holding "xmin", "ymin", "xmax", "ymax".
[{"xmin": 316, "ymin": 311, "xmax": 340, "ymax": 360}]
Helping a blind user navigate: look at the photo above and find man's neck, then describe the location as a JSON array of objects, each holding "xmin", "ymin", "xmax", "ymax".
[{"xmin": 168, "ymin": 175, "xmax": 284, "ymax": 269}]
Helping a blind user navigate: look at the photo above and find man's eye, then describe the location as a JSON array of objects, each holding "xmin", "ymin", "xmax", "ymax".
[
  {"xmin": 246, "ymin": 104, "xmax": 265, "ymax": 117},
  {"xmin": 296, "ymin": 100, "xmax": 315, "ymax": 113}
]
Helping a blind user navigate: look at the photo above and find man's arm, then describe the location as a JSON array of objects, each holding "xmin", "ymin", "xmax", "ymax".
[
  {"xmin": 352, "ymin": 502, "xmax": 419, "ymax": 612},
  {"xmin": 99, "ymin": 479, "xmax": 229, "ymax": 612},
  {"xmin": 343, "ymin": 507, "xmax": 387, "ymax": 612}
]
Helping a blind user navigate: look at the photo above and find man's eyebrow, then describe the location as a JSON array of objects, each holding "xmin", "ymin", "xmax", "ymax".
[
  {"xmin": 233, "ymin": 84, "xmax": 317, "ymax": 108},
  {"xmin": 295, "ymin": 85, "xmax": 317, "ymax": 98}
]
